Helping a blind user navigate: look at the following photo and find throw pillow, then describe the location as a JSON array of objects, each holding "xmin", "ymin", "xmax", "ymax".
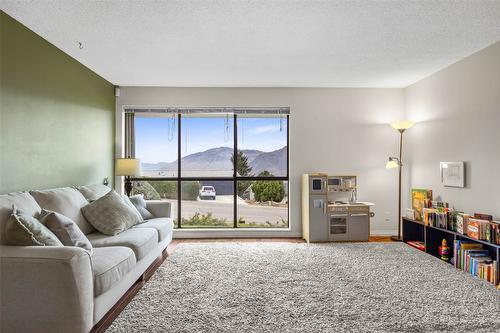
[
  {"xmin": 5, "ymin": 206, "xmax": 63, "ymax": 246},
  {"xmin": 30, "ymin": 187, "xmax": 95, "ymax": 235},
  {"xmin": 122, "ymin": 195, "xmax": 144, "ymax": 223},
  {"xmin": 76, "ymin": 184, "xmax": 112, "ymax": 202},
  {"xmin": 39, "ymin": 209, "xmax": 93, "ymax": 253},
  {"xmin": 129, "ymin": 194, "xmax": 154, "ymax": 220},
  {"xmin": 81, "ymin": 191, "xmax": 141, "ymax": 236}
]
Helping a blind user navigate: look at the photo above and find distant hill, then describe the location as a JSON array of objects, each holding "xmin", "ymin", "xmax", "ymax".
[
  {"xmin": 141, "ymin": 146, "xmax": 287, "ymax": 176},
  {"xmin": 250, "ymin": 146, "xmax": 287, "ymax": 176}
]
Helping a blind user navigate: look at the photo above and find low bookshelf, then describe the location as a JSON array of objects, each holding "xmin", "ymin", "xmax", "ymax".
[{"xmin": 402, "ymin": 217, "xmax": 500, "ymax": 287}]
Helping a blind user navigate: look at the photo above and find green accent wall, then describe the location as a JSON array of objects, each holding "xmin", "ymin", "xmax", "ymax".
[{"xmin": 0, "ymin": 12, "xmax": 115, "ymax": 193}]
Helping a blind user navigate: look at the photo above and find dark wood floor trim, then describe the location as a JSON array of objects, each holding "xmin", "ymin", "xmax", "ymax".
[{"xmin": 89, "ymin": 248, "xmax": 169, "ymax": 333}]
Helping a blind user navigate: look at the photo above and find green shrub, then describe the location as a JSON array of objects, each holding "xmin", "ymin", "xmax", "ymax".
[
  {"xmin": 252, "ymin": 180, "xmax": 285, "ymax": 202},
  {"xmin": 181, "ymin": 212, "xmax": 228, "ymax": 226},
  {"xmin": 131, "ymin": 181, "xmax": 160, "ymax": 200},
  {"xmin": 181, "ymin": 181, "xmax": 200, "ymax": 201},
  {"xmin": 150, "ymin": 181, "xmax": 177, "ymax": 199}
]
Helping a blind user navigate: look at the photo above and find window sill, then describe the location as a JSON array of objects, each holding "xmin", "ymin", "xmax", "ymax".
[{"xmin": 172, "ymin": 227, "xmax": 301, "ymax": 239}]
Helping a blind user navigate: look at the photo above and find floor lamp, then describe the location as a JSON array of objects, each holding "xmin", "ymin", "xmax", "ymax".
[{"xmin": 386, "ymin": 121, "xmax": 414, "ymax": 242}]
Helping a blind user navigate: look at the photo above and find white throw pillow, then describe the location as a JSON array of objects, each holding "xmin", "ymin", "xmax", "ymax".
[
  {"xmin": 30, "ymin": 187, "xmax": 95, "ymax": 234},
  {"xmin": 81, "ymin": 191, "xmax": 141, "ymax": 236},
  {"xmin": 39, "ymin": 209, "xmax": 93, "ymax": 253},
  {"xmin": 75, "ymin": 184, "xmax": 112, "ymax": 202},
  {"xmin": 6, "ymin": 206, "xmax": 63, "ymax": 247},
  {"xmin": 0, "ymin": 191, "xmax": 42, "ymax": 244},
  {"xmin": 129, "ymin": 194, "xmax": 154, "ymax": 220},
  {"xmin": 122, "ymin": 195, "xmax": 144, "ymax": 223}
]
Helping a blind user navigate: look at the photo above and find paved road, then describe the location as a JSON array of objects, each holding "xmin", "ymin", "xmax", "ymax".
[{"xmin": 161, "ymin": 196, "xmax": 288, "ymax": 226}]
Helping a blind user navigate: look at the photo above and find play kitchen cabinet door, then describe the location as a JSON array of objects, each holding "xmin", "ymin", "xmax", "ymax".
[
  {"xmin": 348, "ymin": 212, "xmax": 370, "ymax": 241},
  {"xmin": 309, "ymin": 195, "xmax": 328, "ymax": 242}
]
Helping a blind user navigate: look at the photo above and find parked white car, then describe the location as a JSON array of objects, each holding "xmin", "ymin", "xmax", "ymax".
[{"xmin": 199, "ymin": 186, "xmax": 216, "ymax": 200}]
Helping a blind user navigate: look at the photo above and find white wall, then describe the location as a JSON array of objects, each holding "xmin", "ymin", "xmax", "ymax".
[
  {"xmin": 116, "ymin": 88, "xmax": 405, "ymax": 237},
  {"xmin": 404, "ymin": 41, "xmax": 500, "ymax": 219}
]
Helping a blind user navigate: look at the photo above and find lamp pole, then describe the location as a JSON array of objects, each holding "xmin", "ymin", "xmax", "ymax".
[
  {"xmin": 392, "ymin": 129, "xmax": 405, "ymax": 242},
  {"xmin": 124, "ymin": 176, "xmax": 133, "ymax": 197},
  {"xmin": 388, "ymin": 121, "xmax": 413, "ymax": 242}
]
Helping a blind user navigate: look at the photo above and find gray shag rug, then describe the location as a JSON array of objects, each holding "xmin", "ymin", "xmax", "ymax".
[{"xmin": 107, "ymin": 242, "xmax": 500, "ymax": 333}]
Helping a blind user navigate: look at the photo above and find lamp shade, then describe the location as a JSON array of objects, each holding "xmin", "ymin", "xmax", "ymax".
[
  {"xmin": 115, "ymin": 158, "xmax": 141, "ymax": 176},
  {"xmin": 390, "ymin": 120, "xmax": 414, "ymax": 131}
]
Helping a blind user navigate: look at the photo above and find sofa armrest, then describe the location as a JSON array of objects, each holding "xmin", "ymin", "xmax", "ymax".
[
  {"xmin": 0, "ymin": 245, "xmax": 94, "ymax": 333},
  {"xmin": 146, "ymin": 200, "xmax": 171, "ymax": 218}
]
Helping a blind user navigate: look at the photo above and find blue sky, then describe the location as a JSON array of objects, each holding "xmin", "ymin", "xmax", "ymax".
[{"xmin": 135, "ymin": 115, "xmax": 287, "ymax": 163}]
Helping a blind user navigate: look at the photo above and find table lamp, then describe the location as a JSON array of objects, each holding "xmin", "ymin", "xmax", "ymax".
[
  {"xmin": 386, "ymin": 120, "xmax": 414, "ymax": 241},
  {"xmin": 116, "ymin": 158, "xmax": 141, "ymax": 197}
]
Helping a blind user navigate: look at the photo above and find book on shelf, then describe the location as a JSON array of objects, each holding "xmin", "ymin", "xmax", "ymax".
[
  {"xmin": 411, "ymin": 206, "xmax": 499, "ymax": 246},
  {"xmin": 465, "ymin": 250, "xmax": 490, "ymax": 272},
  {"xmin": 407, "ymin": 240, "xmax": 425, "ymax": 251},
  {"xmin": 454, "ymin": 240, "xmax": 483, "ymax": 269},
  {"xmin": 456, "ymin": 213, "xmax": 470, "ymax": 235},
  {"xmin": 474, "ymin": 213, "xmax": 493, "ymax": 221},
  {"xmin": 467, "ymin": 218, "xmax": 491, "ymax": 241},
  {"xmin": 405, "ymin": 208, "xmax": 415, "ymax": 220},
  {"xmin": 453, "ymin": 240, "xmax": 498, "ymax": 286},
  {"xmin": 449, "ymin": 210, "xmax": 463, "ymax": 232},
  {"xmin": 422, "ymin": 208, "xmax": 449, "ymax": 229},
  {"xmin": 432, "ymin": 201, "xmax": 449, "ymax": 210},
  {"xmin": 491, "ymin": 222, "xmax": 500, "ymax": 245},
  {"xmin": 411, "ymin": 189, "xmax": 432, "ymax": 221}
]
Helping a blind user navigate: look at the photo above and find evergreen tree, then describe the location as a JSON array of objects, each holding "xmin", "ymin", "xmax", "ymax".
[
  {"xmin": 231, "ymin": 150, "xmax": 252, "ymax": 176},
  {"xmin": 231, "ymin": 150, "xmax": 253, "ymax": 197}
]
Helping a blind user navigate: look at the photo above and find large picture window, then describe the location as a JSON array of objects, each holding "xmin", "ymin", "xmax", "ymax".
[{"xmin": 127, "ymin": 108, "xmax": 289, "ymax": 229}]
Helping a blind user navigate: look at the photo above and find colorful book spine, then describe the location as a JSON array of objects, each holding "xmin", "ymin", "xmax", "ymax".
[
  {"xmin": 467, "ymin": 219, "xmax": 490, "ymax": 240},
  {"xmin": 456, "ymin": 213, "xmax": 470, "ymax": 235}
]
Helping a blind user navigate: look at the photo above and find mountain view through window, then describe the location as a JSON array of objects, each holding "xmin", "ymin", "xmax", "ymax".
[{"xmin": 131, "ymin": 112, "xmax": 288, "ymax": 229}]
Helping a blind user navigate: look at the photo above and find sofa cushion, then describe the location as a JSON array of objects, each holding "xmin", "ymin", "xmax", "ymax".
[
  {"xmin": 30, "ymin": 187, "xmax": 95, "ymax": 235},
  {"xmin": 91, "ymin": 246, "xmax": 136, "ymax": 296},
  {"xmin": 87, "ymin": 227, "xmax": 158, "ymax": 260},
  {"xmin": 129, "ymin": 195, "xmax": 154, "ymax": 220},
  {"xmin": 0, "ymin": 191, "xmax": 41, "ymax": 244},
  {"xmin": 39, "ymin": 209, "xmax": 93, "ymax": 253},
  {"xmin": 76, "ymin": 184, "xmax": 112, "ymax": 202},
  {"xmin": 5, "ymin": 207, "xmax": 63, "ymax": 246},
  {"xmin": 134, "ymin": 218, "xmax": 174, "ymax": 242},
  {"xmin": 81, "ymin": 191, "xmax": 141, "ymax": 236}
]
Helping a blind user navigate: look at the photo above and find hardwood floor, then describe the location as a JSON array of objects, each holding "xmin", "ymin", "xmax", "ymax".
[
  {"xmin": 91, "ymin": 236, "xmax": 392, "ymax": 332},
  {"xmin": 368, "ymin": 236, "xmax": 393, "ymax": 242}
]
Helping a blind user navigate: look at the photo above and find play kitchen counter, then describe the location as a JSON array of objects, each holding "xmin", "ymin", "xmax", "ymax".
[{"xmin": 302, "ymin": 174, "xmax": 374, "ymax": 243}]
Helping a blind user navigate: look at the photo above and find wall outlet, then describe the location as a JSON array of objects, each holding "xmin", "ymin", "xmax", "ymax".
[{"xmin": 385, "ymin": 212, "xmax": 391, "ymax": 223}]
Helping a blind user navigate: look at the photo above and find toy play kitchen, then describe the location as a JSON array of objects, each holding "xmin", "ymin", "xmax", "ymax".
[{"xmin": 301, "ymin": 173, "xmax": 375, "ymax": 243}]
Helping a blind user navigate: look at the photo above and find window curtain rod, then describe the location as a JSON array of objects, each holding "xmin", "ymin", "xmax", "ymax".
[{"xmin": 124, "ymin": 107, "xmax": 290, "ymax": 115}]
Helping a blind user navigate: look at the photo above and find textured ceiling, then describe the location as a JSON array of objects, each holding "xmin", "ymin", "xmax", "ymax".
[{"xmin": 2, "ymin": 0, "xmax": 500, "ymax": 87}]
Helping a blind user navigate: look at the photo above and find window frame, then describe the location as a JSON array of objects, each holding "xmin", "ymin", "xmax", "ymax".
[{"xmin": 129, "ymin": 112, "xmax": 289, "ymax": 229}]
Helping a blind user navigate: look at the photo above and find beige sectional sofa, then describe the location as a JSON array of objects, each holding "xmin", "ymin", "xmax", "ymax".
[{"xmin": 0, "ymin": 185, "xmax": 173, "ymax": 333}]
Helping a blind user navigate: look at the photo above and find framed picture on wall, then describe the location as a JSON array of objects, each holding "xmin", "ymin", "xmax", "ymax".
[{"xmin": 440, "ymin": 162, "xmax": 465, "ymax": 187}]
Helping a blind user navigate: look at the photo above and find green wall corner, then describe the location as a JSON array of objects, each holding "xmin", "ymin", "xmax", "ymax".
[{"xmin": 0, "ymin": 11, "xmax": 115, "ymax": 193}]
